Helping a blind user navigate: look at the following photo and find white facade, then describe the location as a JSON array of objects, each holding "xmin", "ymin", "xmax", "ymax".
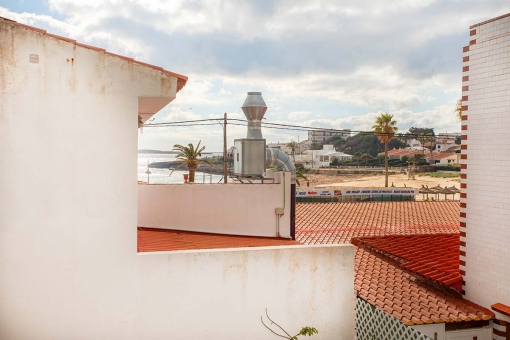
[
  {"xmin": 136, "ymin": 245, "xmax": 355, "ymax": 340},
  {"xmin": 0, "ymin": 20, "xmax": 356, "ymax": 339},
  {"xmin": 139, "ymin": 172, "xmax": 292, "ymax": 238},
  {"xmin": 300, "ymin": 145, "xmax": 352, "ymax": 168},
  {"xmin": 412, "ymin": 323, "xmax": 492, "ymax": 340},
  {"xmin": 460, "ymin": 13, "xmax": 510, "ymax": 330},
  {"xmin": 308, "ymin": 129, "xmax": 350, "ymax": 143}
]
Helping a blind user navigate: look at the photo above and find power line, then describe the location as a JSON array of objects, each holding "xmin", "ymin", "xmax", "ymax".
[{"xmin": 142, "ymin": 118, "xmax": 420, "ymax": 138}]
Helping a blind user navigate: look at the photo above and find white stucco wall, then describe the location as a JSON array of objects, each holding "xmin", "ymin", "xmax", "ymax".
[
  {"xmin": 136, "ymin": 245, "xmax": 355, "ymax": 340},
  {"xmin": 138, "ymin": 172, "xmax": 292, "ymax": 237},
  {"xmin": 412, "ymin": 322, "xmax": 492, "ymax": 340},
  {"xmin": 460, "ymin": 14, "xmax": 510, "ymax": 320},
  {"xmin": 0, "ymin": 21, "xmax": 355, "ymax": 339},
  {"xmin": 0, "ymin": 20, "xmax": 174, "ymax": 339},
  {"xmin": 411, "ymin": 323, "xmax": 446, "ymax": 339}
]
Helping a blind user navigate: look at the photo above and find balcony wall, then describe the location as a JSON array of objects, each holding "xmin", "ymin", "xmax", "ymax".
[{"xmin": 138, "ymin": 172, "xmax": 292, "ymax": 238}]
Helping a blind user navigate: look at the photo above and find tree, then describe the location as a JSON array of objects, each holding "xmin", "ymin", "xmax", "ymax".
[
  {"xmin": 261, "ymin": 309, "xmax": 318, "ymax": 340},
  {"xmin": 353, "ymin": 152, "xmax": 362, "ymax": 166},
  {"xmin": 310, "ymin": 142, "xmax": 322, "ymax": 150},
  {"xmin": 172, "ymin": 140, "xmax": 212, "ymax": 183},
  {"xmin": 287, "ymin": 140, "xmax": 298, "ymax": 161},
  {"xmin": 324, "ymin": 136, "xmax": 345, "ymax": 150},
  {"xmin": 372, "ymin": 113, "xmax": 398, "ymax": 187},
  {"xmin": 295, "ymin": 169, "xmax": 309, "ymax": 186},
  {"xmin": 416, "ymin": 132, "xmax": 436, "ymax": 164},
  {"xmin": 455, "ymin": 98, "xmax": 462, "ymax": 121},
  {"xmin": 360, "ymin": 153, "xmax": 371, "ymax": 165}
]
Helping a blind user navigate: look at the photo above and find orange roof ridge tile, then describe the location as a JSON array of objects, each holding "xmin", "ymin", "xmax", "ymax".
[{"xmin": 0, "ymin": 16, "xmax": 188, "ymax": 86}]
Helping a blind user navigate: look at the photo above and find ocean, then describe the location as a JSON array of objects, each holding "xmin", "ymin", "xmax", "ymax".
[{"xmin": 137, "ymin": 152, "xmax": 228, "ymax": 184}]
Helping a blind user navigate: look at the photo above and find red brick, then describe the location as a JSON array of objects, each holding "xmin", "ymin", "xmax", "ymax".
[
  {"xmin": 463, "ymin": 66, "xmax": 469, "ymax": 72},
  {"xmin": 463, "ymin": 46, "xmax": 470, "ymax": 52},
  {"xmin": 470, "ymin": 39, "xmax": 476, "ymax": 45}
]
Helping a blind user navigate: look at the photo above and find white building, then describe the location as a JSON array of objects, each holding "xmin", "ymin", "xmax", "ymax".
[
  {"xmin": 308, "ymin": 129, "xmax": 350, "ymax": 144},
  {"xmin": 460, "ymin": 12, "xmax": 510, "ymax": 340},
  {"xmin": 298, "ymin": 145, "xmax": 353, "ymax": 168},
  {"xmin": 0, "ymin": 18, "xmax": 355, "ymax": 339}
]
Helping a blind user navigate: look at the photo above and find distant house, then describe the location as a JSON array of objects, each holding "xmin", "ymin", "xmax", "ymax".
[
  {"xmin": 308, "ymin": 129, "xmax": 350, "ymax": 143},
  {"xmin": 298, "ymin": 144, "xmax": 352, "ymax": 168}
]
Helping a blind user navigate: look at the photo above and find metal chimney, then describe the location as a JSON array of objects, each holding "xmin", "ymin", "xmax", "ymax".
[
  {"xmin": 242, "ymin": 92, "xmax": 267, "ymax": 139},
  {"xmin": 233, "ymin": 92, "xmax": 267, "ymax": 178}
]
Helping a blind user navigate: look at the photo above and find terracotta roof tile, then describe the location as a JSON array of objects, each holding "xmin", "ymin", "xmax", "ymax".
[
  {"xmin": 295, "ymin": 201, "xmax": 493, "ymax": 325},
  {"xmin": 296, "ymin": 202, "xmax": 460, "ymax": 245},
  {"xmin": 352, "ymin": 234, "xmax": 463, "ymax": 291},
  {"xmin": 137, "ymin": 227, "xmax": 301, "ymax": 252},
  {"xmin": 354, "ymin": 248, "xmax": 493, "ymax": 325},
  {"xmin": 0, "ymin": 16, "xmax": 188, "ymax": 90}
]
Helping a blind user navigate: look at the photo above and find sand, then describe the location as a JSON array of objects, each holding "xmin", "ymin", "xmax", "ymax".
[{"xmin": 300, "ymin": 172, "xmax": 461, "ymax": 201}]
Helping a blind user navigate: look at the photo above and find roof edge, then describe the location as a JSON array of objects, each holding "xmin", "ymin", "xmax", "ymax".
[
  {"xmin": 470, "ymin": 12, "xmax": 510, "ymax": 29},
  {"xmin": 0, "ymin": 16, "xmax": 188, "ymax": 83}
]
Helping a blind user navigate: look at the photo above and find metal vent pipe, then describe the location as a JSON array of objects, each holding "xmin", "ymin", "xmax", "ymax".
[{"xmin": 241, "ymin": 92, "xmax": 267, "ymax": 139}]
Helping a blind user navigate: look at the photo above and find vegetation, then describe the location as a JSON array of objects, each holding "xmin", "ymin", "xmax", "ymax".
[
  {"xmin": 261, "ymin": 309, "xmax": 318, "ymax": 339},
  {"xmin": 360, "ymin": 153, "xmax": 371, "ymax": 165},
  {"xmin": 324, "ymin": 135, "xmax": 346, "ymax": 149},
  {"xmin": 455, "ymin": 98, "xmax": 463, "ymax": 121},
  {"xmin": 295, "ymin": 169, "xmax": 309, "ymax": 186},
  {"xmin": 172, "ymin": 140, "xmax": 212, "ymax": 183},
  {"xmin": 287, "ymin": 140, "xmax": 298, "ymax": 161},
  {"xmin": 372, "ymin": 113, "xmax": 398, "ymax": 187},
  {"xmin": 417, "ymin": 172, "xmax": 460, "ymax": 179},
  {"xmin": 408, "ymin": 127, "xmax": 434, "ymax": 138}
]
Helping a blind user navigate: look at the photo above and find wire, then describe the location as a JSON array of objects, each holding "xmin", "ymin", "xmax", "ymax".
[
  {"xmin": 141, "ymin": 117, "xmax": 426, "ymax": 138},
  {"xmin": 143, "ymin": 122, "xmax": 220, "ymax": 128}
]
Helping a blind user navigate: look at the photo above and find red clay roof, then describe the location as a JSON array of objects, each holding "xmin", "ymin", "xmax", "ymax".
[
  {"xmin": 137, "ymin": 227, "xmax": 301, "ymax": 252},
  {"xmin": 296, "ymin": 201, "xmax": 493, "ymax": 325},
  {"xmin": 355, "ymin": 247, "xmax": 493, "ymax": 326},
  {"xmin": 352, "ymin": 234, "xmax": 463, "ymax": 291},
  {"xmin": 296, "ymin": 202, "xmax": 460, "ymax": 245},
  {"xmin": 0, "ymin": 16, "xmax": 187, "ymax": 92}
]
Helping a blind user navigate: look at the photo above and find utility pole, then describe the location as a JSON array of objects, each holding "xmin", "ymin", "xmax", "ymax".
[{"xmin": 223, "ymin": 112, "xmax": 227, "ymax": 184}]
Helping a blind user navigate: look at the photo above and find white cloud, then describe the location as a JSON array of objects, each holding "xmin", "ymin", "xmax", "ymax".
[
  {"xmin": 4, "ymin": 0, "xmax": 503, "ymax": 152},
  {"xmin": 288, "ymin": 111, "xmax": 311, "ymax": 121}
]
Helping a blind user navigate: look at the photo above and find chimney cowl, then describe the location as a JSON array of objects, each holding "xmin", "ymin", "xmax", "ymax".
[{"xmin": 242, "ymin": 92, "xmax": 267, "ymax": 139}]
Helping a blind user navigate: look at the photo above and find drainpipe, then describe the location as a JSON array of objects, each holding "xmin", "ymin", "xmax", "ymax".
[{"xmin": 266, "ymin": 148, "xmax": 296, "ymax": 239}]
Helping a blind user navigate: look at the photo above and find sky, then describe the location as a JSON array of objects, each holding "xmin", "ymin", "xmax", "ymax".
[{"xmin": 1, "ymin": 0, "xmax": 509, "ymax": 152}]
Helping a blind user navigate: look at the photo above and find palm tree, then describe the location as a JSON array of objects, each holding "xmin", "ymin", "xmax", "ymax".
[
  {"xmin": 353, "ymin": 152, "xmax": 362, "ymax": 167},
  {"xmin": 295, "ymin": 169, "xmax": 309, "ymax": 186},
  {"xmin": 286, "ymin": 140, "xmax": 298, "ymax": 161},
  {"xmin": 455, "ymin": 98, "xmax": 462, "ymax": 121},
  {"xmin": 172, "ymin": 141, "xmax": 212, "ymax": 183},
  {"xmin": 372, "ymin": 113, "xmax": 398, "ymax": 187}
]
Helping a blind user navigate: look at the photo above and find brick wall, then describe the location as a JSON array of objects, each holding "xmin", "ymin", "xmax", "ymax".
[{"xmin": 460, "ymin": 13, "xmax": 510, "ymax": 328}]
